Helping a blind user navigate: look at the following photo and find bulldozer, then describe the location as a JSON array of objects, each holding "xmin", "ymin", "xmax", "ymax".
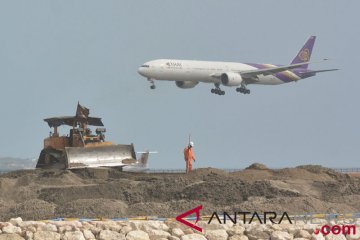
[{"xmin": 36, "ymin": 103, "xmax": 146, "ymax": 169}]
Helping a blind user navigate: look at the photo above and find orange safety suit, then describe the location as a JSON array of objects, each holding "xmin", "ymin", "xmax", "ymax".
[{"xmin": 184, "ymin": 146, "xmax": 195, "ymax": 173}]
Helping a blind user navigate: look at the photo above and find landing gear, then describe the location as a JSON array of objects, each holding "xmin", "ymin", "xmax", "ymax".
[
  {"xmin": 236, "ymin": 87, "xmax": 250, "ymax": 94},
  {"xmin": 211, "ymin": 88, "xmax": 225, "ymax": 95},
  {"xmin": 148, "ymin": 78, "xmax": 156, "ymax": 90},
  {"xmin": 211, "ymin": 84, "xmax": 225, "ymax": 95}
]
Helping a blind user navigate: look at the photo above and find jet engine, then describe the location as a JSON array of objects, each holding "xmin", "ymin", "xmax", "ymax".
[
  {"xmin": 220, "ymin": 72, "xmax": 243, "ymax": 86},
  {"xmin": 175, "ymin": 81, "xmax": 199, "ymax": 89}
]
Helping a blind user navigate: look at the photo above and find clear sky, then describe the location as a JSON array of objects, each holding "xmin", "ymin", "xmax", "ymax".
[{"xmin": 0, "ymin": 1, "xmax": 358, "ymax": 169}]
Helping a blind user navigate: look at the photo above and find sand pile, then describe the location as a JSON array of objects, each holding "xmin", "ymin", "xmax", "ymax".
[{"xmin": 0, "ymin": 165, "xmax": 359, "ymax": 221}]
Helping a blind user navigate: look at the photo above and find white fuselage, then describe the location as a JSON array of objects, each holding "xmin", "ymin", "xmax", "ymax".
[{"xmin": 138, "ymin": 59, "xmax": 295, "ymax": 86}]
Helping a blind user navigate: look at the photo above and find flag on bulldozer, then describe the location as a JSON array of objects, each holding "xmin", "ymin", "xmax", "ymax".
[{"xmin": 76, "ymin": 103, "xmax": 90, "ymax": 119}]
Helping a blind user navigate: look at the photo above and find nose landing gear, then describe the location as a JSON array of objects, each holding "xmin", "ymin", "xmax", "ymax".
[{"xmin": 148, "ymin": 78, "xmax": 156, "ymax": 89}]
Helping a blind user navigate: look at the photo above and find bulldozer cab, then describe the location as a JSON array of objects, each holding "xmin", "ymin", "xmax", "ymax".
[{"xmin": 43, "ymin": 115, "xmax": 108, "ymax": 150}]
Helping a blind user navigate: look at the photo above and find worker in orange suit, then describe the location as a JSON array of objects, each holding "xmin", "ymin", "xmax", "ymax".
[{"xmin": 184, "ymin": 141, "xmax": 196, "ymax": 173}]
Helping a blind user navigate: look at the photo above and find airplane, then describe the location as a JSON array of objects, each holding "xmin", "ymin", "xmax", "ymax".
[{"xmin": 138, "ymin": 36, "xmax": 338, "ymax": 95}]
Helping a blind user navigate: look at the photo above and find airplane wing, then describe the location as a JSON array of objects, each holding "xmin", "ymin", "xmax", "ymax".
[
  {"xmin": 210, "ymin": 61, "xmax": 312, "ymax": 82},
  {"xmin": 239, "ymin": 61, "xmax": 312, "ymax": 78},
  {"xmin": 297, "ymin": 68, "xmax": 339, "ymax": 74},
  {"xmin": 210, "ymin": 59, "xmax": 336, "ymax": 83}
]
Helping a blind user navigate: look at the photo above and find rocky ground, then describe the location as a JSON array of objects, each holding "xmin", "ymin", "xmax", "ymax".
[
  {"xmin": 0, "ymin": 164, "xmax": 359, "ymax": 221},
  {"xmin": 0, "ymin": 217, "xmax": 359, "ymax": 240}
]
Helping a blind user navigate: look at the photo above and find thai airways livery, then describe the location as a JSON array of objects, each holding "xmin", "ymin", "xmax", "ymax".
[{"xmin": 138, "ymin": 36, "xmax": 338, "ymax": 95}]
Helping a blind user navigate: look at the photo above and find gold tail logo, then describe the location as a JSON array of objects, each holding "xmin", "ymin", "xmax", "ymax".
[{"xmin": 298, "ymin": 48, "xmax": 310, "ymax": 62}]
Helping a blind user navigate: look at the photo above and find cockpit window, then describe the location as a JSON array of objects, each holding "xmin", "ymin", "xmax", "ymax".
[{"xmin": 141, "ymin": 65, "xmax": 150, "ymax": 68}]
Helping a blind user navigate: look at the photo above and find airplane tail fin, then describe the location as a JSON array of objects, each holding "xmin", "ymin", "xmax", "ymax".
[{"xmin": 291, "ymin": 36, "xmax": 316, "ymax": 69}]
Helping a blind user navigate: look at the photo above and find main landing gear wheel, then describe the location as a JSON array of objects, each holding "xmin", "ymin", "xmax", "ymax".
[
  {"xmin": 211, "ymin": 84, "xmax": 225, "ymax": 95},
  {"xmin": 148, "ymin": 78, "xmax": 156, "ymax": 90},
  {"xmin": 236, "ymin": 87, "xmax": 250, "ymax": 94},
  {"xmin": 211, "ymin": 88, "xmax": 225, "ymax": 95}
]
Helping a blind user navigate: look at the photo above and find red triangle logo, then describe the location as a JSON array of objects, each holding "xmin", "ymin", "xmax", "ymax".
[{"xmin": 175, "ymin": 205, "xmax": 203, "ymax": 232}]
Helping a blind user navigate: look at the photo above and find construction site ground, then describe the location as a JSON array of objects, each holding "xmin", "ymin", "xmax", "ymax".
[{"xmin": 0, "ymin": 164, "xmax": 359, "ymax": 221}]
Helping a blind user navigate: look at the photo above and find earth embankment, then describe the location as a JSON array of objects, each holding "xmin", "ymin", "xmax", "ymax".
[{"xmin": 0, "ymin": 165, "xmax": 359, "ymax": 221}]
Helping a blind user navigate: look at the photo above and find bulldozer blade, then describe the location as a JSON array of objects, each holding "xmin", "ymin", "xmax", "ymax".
[
  {"xmin": 36, "ymin": 148, "xmax": 67, "ymax": 169},
  {"xmin": 65, "ymin": 144, "xmax": 137, "ymax": 169}
]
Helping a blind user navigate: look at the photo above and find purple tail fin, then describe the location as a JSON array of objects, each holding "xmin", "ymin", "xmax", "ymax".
[{"xmin": 291, "ymin": 36, "xmax": 316, "ymax": 69}]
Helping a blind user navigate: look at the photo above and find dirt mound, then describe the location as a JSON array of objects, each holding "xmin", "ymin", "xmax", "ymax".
[
  {"xmin": 0, "ymin": 165, "xmax": 359, "ymax": 221},
  {"xmin": 7, "ymin": 199, "xmax": 56, "ymax": 220},
  {"xmin": 296, "ymin": 165, "xmax": 346, "ymax": 179},
  {"xmin": 349, "ymin": 172, "xmax": 360, "ymax": 178},
  {"xmin": 55, "ymin": 199, "xmax": 128, "ymax": 218},
  {"xmin": 246, "ymin": 163, "xmax": 269, "ymax": 170}
]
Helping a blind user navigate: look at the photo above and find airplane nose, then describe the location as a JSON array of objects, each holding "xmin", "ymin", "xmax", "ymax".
[
  {"xmin": 138, "ymin": 67, "xmax": 146, "ymax": 76},
  {"xmin": 137, "ymin": 67, "xmax": 143, "ymax": 74}
]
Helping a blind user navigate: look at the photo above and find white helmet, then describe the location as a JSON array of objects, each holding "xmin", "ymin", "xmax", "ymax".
[{"xmin": 189, "ymin": 141, "xmax": 194, "ymax": 147}]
